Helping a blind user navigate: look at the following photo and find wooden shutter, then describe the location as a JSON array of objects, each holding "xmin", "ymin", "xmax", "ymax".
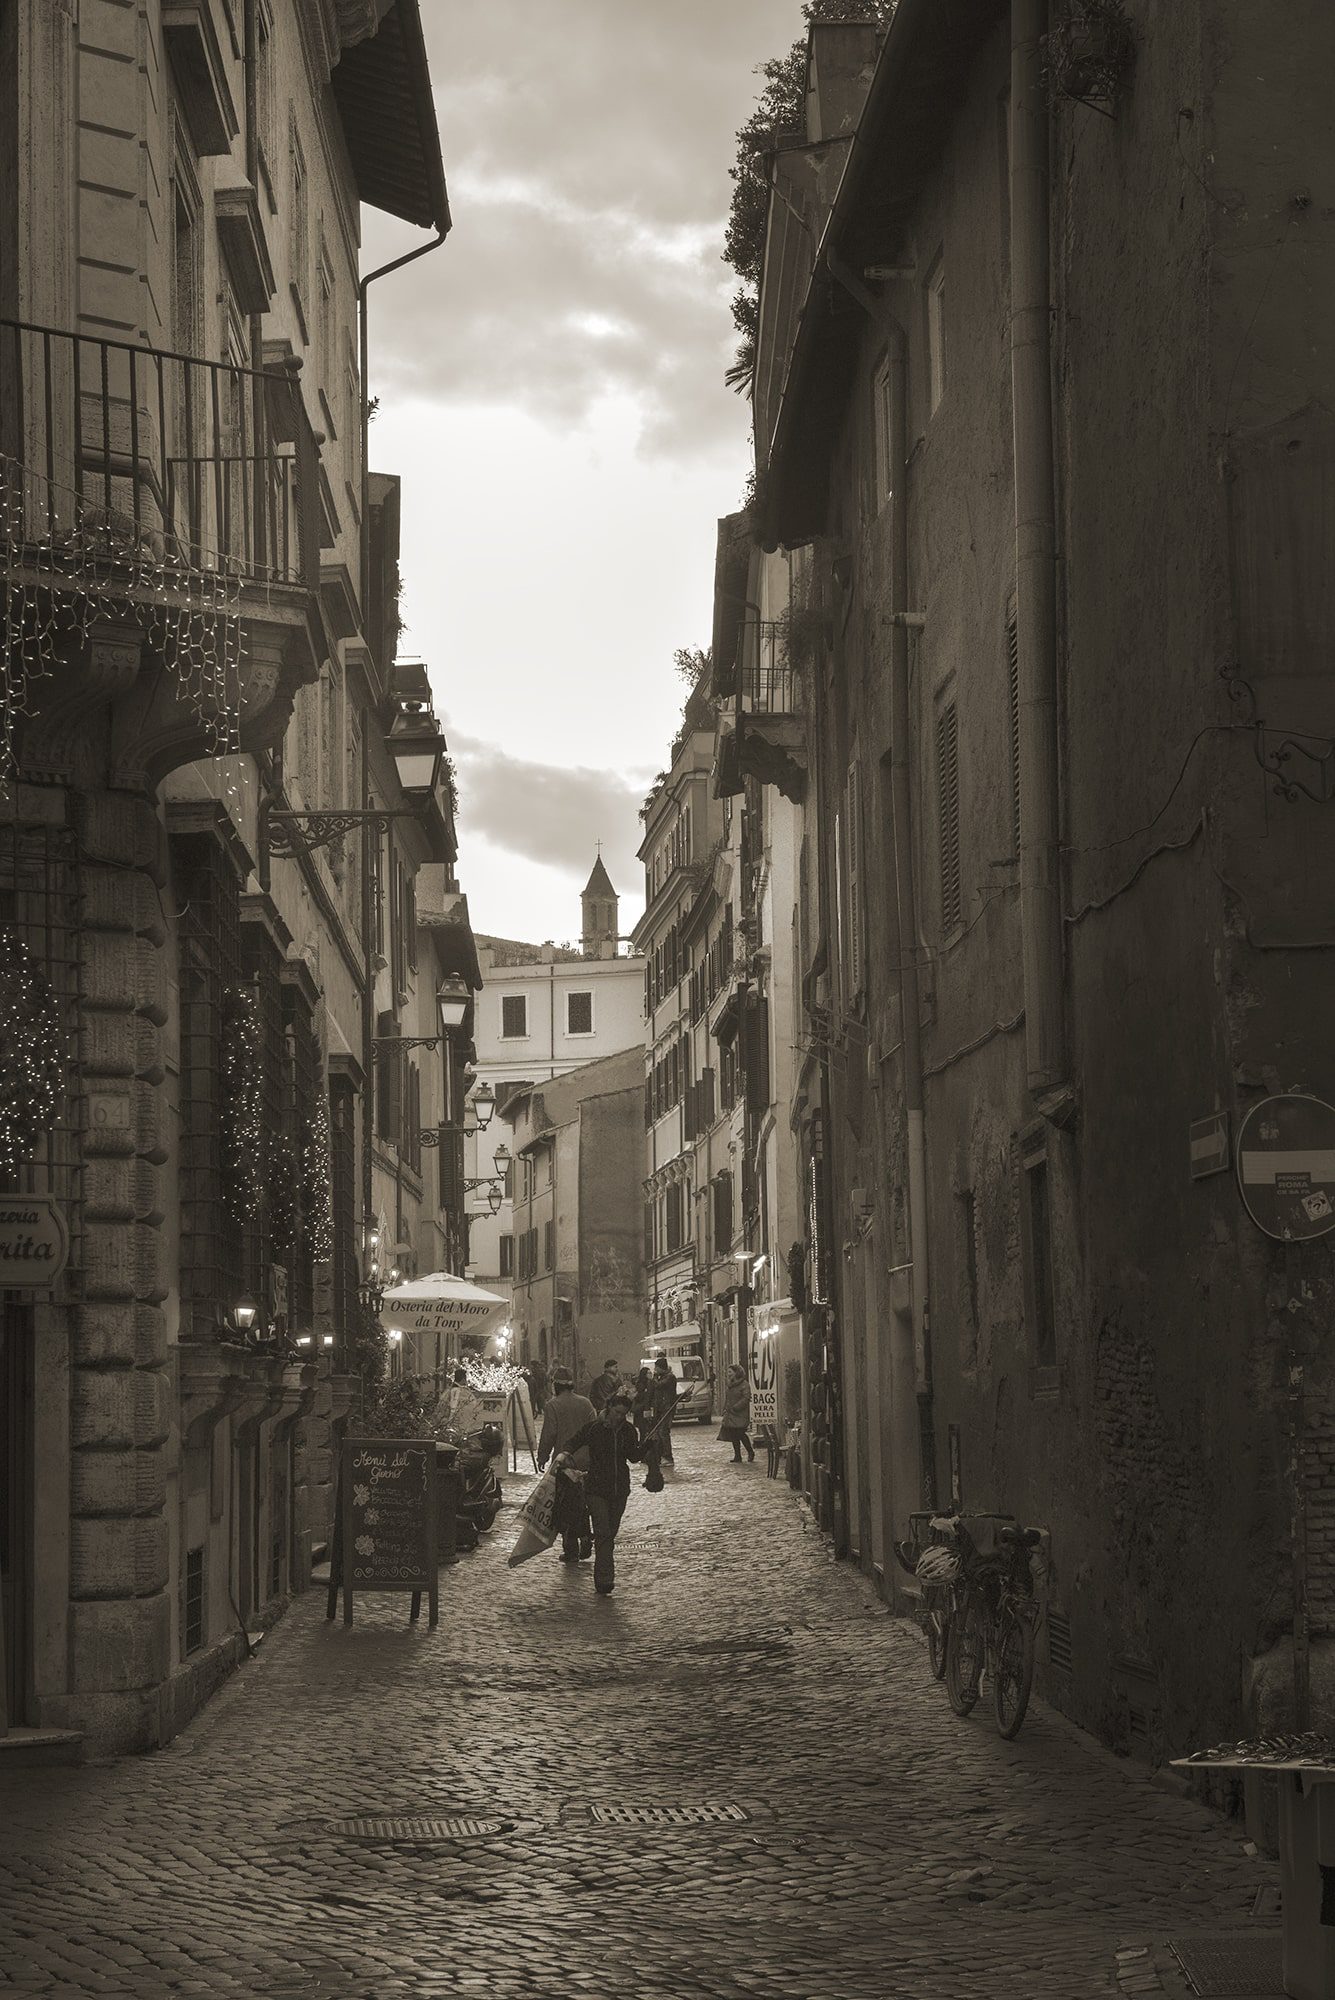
[
  {"xmin": 846, "ymin": 760, "xmax": 864, "ymax": 994},
  {"xmin": 744, "ymin": 996, "xmax": 770, "ymax": 1113},
  {"xmin": 1007, "ymin": 599, "xmax": 1021, "ymax": 857},
  {"xmin": 937, "ymin": 701, "xmax": 962, "ymax": 931}
]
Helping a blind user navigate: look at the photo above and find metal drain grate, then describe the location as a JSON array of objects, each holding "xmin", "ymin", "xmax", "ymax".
[
  {"xmin": 328, "ymin": 1815, "xmax": 513, "ymax": 1841},
  {"xmin": 1168, "ymin": 1934, "xmax": 1284, "ymax": 1996},
  {"xmin": 587, "ymin": 1802, "xmax": 749, "ymax": 1827}
]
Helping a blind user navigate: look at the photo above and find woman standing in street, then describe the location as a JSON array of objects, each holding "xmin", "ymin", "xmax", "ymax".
[{"xmin": 718, "ymin": 1363, "xmax": 755, "ymax": 1464}]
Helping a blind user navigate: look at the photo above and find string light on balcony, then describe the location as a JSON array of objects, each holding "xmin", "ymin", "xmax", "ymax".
[
  {"xmin": 302, "ymin": 1086, "xmax": 334, "ymax": 1265},
  {"xmin": 1, "ymin": 453, "xmax": 247, "ymax": 775},
  {"xmin": 0, "ymin": 926, "xmax": 64, "ymax": 1179},
  {"xmin": 221, "ymin": 982, "xmax": 264, "ymax": 1224}
]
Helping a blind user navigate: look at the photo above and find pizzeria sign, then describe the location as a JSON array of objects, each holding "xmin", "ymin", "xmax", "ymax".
[{"xmin": 0, "ymin": 1196, "xmax": 71, "ymax": 1288}]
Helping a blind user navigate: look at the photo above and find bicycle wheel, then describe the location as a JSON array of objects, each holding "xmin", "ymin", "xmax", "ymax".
[
  {"xmin": 944, "ymin": 1595, "xmax": 983, "ymax": 1715},
  {"xmin": 993, "ymin": 1606, "xmax": 1035, "ymax": 1739},
  {"xmin": 926, "ymin": 1609, "xmax": 949, "ymax": 1682}
]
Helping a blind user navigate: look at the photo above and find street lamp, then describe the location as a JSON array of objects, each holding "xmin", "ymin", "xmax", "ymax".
[
  {"xmin": 437, "ymin": 975, "xmax": 470, "ymax": 1034},
  {"xmin": 388, "ymin": 696, "xmax": 445, "ymax": 797},
  {"xmin": 472, "ymin": 1081, "xmax": 496, "ymax": 1130},
  {"xmin": 230, "ymin": 1294, "xmax": 259, "ymax": 1337},
  {"xmin": 493, "ymin": 1143, "xmax": 512, "ymax": 1173}
]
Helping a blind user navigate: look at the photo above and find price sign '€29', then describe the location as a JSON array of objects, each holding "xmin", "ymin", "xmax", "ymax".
[{"xmin": 749, "ymin": 1329, "xmax": 779, "ymax": 1427}]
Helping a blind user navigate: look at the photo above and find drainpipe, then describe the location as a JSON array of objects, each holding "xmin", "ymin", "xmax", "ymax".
[
  {"xmin": 1011, "ymin": 0, "xmax": 1067, "ymax": 1103},
  {"xmin": 358, "ymin": 228, "xmax": 448, "ymax": 618},
  {"xmin": 827, "ymin": 248, "xmax": 935, "ymax": 1507}
]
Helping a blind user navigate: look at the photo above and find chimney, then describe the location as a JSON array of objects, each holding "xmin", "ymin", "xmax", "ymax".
[{"xmin": 805, "ymin": 22, "xmax": 880, "ymax": 144}]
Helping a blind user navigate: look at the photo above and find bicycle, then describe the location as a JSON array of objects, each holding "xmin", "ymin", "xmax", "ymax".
[
  {"xmin": 942, "ymin": 1518, "xmax": 1044, "ymax": 1739},
  {"xmin": 893, "ymin": 1517, "xmax": 960, "ymax": 1681}
]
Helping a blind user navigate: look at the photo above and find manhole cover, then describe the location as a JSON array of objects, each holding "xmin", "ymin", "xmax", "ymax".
[
  {"xmin": 328, "ymin": 1815, "xmax": 513, "ymax": 1841},
  {"xmin": 1168, "ymin": 1935, "xmax": 1284, "ymax": 1997},
  {"xmin": 587, "ymin": 1802, "xmax": 749, "ymax": 1827}
]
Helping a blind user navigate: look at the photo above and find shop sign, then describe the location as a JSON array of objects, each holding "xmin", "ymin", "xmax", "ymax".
[
  {"xmin": 748, "ymin": 1322, "xmax": 779, "ymax": 1427},
  {"xmin": 1236, "ymin": 1094, "xmax": 1335, "ymax": 1242},
  {"xmin": 0, "ymin": 1195, "xmax": 70, "ymax": 1288}
]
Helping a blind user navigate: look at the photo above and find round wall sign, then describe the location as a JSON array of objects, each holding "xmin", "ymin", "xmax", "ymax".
[{"xmin": 1236, "ymin": 1093, "xmax": 1335, "ymax": 1242}]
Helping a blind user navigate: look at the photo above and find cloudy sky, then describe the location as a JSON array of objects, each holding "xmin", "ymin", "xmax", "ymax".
[{"xmin": 361, "ymin": 1, "xmax": 805, "ymax": 944}]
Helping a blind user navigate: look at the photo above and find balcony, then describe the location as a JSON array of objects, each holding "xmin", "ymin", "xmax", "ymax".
[
  {"xmin": 1, "ymin": 317, "xmax": 326, "ymax": 785},
  {"xmin": 715, "ymin": 619, "xmax": 806, "ymax": 802}
]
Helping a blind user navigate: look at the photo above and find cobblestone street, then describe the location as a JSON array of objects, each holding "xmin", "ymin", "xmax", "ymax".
[{"xmin": 0, "ymin": 1431, "xmax": 1280, "ymax": 1999}]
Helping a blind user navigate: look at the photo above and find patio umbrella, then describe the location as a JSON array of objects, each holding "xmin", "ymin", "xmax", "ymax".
[{"xmin": 379, "ymin": 1272, "xmax": 508, "ymax": 1340}]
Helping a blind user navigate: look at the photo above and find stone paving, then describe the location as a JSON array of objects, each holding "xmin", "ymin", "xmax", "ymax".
[{"xmin": 0, "ymin": 1428, "xmax": 1282, "ymax": 1999}]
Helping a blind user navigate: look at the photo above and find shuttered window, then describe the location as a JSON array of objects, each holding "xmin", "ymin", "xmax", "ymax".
[
  {"xmin": 936, "ymin": 701, "xmax": 962, "ymax": 932},
  {"xmin": 566, "ymin": 990, "xmax": 593, "ymax": 1035},
  {"xmin": 543, "ymin": 1219, "xmax": 555, "ymax": 1272},
  {"xmin": 1007, "ymin": 599, "xmax": 1021, "ymax": 857},
  {"xmin": 501, "ymin": 994, "xmax": 527, "ymax": 1039},
  {"xmin": 499, "ymin": 1234, "xmax": 514, "ymax": 1277},
  {"xmin": 845, "ymin": 760, "xmax": 864, "ymax": 996}
]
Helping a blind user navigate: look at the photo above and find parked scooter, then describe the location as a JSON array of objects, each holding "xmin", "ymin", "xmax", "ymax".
[{"xmin": 454, "ymin": 1421, "xmax": 503, "ymax": 1534}]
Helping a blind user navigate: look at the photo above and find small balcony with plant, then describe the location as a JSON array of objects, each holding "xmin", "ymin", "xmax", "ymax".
[
  {"xmin": 713, "ymin": 614, "xmax": 807, "ymax": 803},
  {"xmin": 0, "ymin": 317, "xmax": 328, "ymax": 788}
]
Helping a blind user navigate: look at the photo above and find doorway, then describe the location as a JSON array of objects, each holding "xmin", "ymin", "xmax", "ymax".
[{"xmin": 1, "ymin": 1297, "xmax": 34, "ymax": 1729}]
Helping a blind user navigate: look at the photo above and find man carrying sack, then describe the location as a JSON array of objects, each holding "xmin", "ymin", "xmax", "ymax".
[
  {"xmin": 535, "ymin": 1366, "xmax": 594, "ymax": 1563},
  {"xmin": 554, "ymin": 1393, "xmax": 643, "ymax": 1595}
]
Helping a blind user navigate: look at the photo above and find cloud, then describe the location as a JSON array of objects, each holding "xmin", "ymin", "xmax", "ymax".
[
  {"xmin": 448, "ymin": 732, "xmax": 656, "ymax": 898},
  {"xmin": 360, "ymin": 0, "xmax": 801, "ymax": 456}
]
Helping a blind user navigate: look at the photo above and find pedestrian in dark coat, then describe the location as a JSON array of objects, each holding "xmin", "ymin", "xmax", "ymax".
[
  {"xmin": 650, "ymin": 1356, "xmax": 679, "ymax": 1465},
  {"xmin": 536, "ymin": 1368, "xmax": 594, "ymax": 1561},
  {"xmin": 718, "ymin": 1364, "xmax": 755, "ymax": 1463},
  {"xmin": 557, "ymin": 1394, "xmax": 643, "ymax": 1594}
]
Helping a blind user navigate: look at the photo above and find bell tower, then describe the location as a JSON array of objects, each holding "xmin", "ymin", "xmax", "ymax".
[{"xmin": 581, "ymin": 851, "xmax": 618, "ymax": 958}]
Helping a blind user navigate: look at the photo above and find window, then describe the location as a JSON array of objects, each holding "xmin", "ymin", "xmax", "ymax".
[
  {"xmin": 1006, "ymin": 596, "xmax": 1021, "ymax": 857},
  {"xmin": 936, "ymin": 700, "xmax": 962, "ymax": 933},
  {"xmin": 501, "ymin": 994, "xmax": 527, "ymax": 1040},
  {"xmin": 712, "ymin": 1173, "xmax": 733, "ymax": 1257},
  {"xmin": 844, "ymin": 759, "xmax": 864, "ymax": 996},
  {"xmin": 499, "ymin": 1234, "xmax": 514, "ymax": 1278},
  {"xmin": 290, "ymin": 114, "xmax": 308, "ymax": 326},
  {"xmin": 927, "ymin": 254, "xmax": 946, "ymax": 414},
  {"xmin": 958, "ymin": 1188, "xmax": 979, "ymax": 1367},
  {"xmin": 566, "ymin": 990, "xmax": 593, "ymax": 1036},
  {"xmin": 872, "ymin": 356, "xmax": 894, "ymax": 511},
  {"xmin": 1021, "ymin": 1147, "xmax": 1058, "ymax": 1372},
  {"xmin": 317, "ymin": 239, "xmax": 335, "ymax": 412},
  {"xmin": 169, "ymin": 117, "xmax": 202, "ymax": 360},
  {"xmin": 183, "ymin": 1545, "xmax": 205, "ymax": 1656}
]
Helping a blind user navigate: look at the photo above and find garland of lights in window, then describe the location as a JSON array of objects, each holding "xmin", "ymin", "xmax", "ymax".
[
  {"xmin": 0, "ymin": 927, "xmax": 64, "ymax": 1180},
  {"xmin": 268, "ymin": 1136, "xmax": 297, "ymax": 1256},
  {"xmin": 221, "ymin": 984, "xmax": 264, "ymax": 1224},
  {"xmin": 302, "ymin": 1088, "xmax": 334, "ymax": 1265},
  {"xmin": 2, "ymin": 450, "xmax": 247, "ymax": 776}
]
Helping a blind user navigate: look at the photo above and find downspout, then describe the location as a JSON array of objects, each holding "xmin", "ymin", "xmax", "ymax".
[
  {"xmin": 1011, "ymin": 0, "xmax": 1067, "ymax": 1104},
  {"xmin": 243, "ymin": 0, "xmax": 264, "ymax": 554},
  {"xmin": 827, "ymin": 248, "xmax": 935, "ymax": 1507},
  {"xmin": 357, "ymin": 226, "xmax": 447, "ymax": 614}
]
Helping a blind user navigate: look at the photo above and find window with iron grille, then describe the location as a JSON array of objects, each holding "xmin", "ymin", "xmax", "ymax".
[
  {"xmin": 936, "ymin": 701, "xmax": 962, "ymax": 932},
  {"xmin": 243, "ymin": 927, "xmax": 286, "ymax": 1303},
  {"xmin": 501, "ymin": 993, "xmax": 527, "ymax": 1039},
  {"xmin": 183, "ymin": 1546, "xmax": 205, "ymax": 1656},
  {"xmin": 1006, "ymin": 598, "xmax": 1021, "ymax": 857},
  {"xmin": 330, "ymin": 1075, "xmax": 357, "ymax": 1345},
  {"xmin": 172, "ymin": 826, "xmax": 246, "ymax": 1338},
  {"xmin": 282, "ymin": 982, "xmax": 319, "ymax": 1329}
]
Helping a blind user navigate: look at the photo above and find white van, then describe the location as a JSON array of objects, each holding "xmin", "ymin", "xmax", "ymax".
[{"xmin": 640, "ymin": 1350, "xmax": 713, "ymax": 1424}]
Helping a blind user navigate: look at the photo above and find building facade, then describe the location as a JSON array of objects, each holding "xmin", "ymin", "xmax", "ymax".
[
  {"xmin": 465, "ymin": 863, "xmax": 645, "ymax": 1316},
  {"xmin": 0, "ymin": 0, "xmax": 477, "ymax": 1750},
  {"xmin": 749, "ymin": 6, "xmax": 1335, "ymax": 1757},
  {"xmin": 503, "ymin": 1046, "xmax": 646, "ymax": 1382}
]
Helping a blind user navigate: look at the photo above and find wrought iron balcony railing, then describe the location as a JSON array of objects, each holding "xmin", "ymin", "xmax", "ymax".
[
  {"xmin": 738, "ymin": 620, "xmax": 795, "ymax": 717},
  {"xmin": 0, "ymin": 316, "xmax": 322, "ymax": 596}
]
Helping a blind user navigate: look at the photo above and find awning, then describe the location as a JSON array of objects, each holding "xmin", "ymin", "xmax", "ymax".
[
  {"xmin": 332, "ymin": 0, "xmax": 451, "ymax": 232},
  {"xmin": 380, "ymin": 1272, "xmax": 507, "ymax": 1338}
]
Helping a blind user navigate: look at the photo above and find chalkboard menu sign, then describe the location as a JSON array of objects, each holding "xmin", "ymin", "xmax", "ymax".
[{"xmin": 338, "ymin": 1438, "xmax": 438, "ymax": 1628}]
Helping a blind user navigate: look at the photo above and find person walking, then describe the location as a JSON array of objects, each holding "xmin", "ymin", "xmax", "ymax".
[
  {"xmin": 588, "ymin": 1357, "xmax": 621, "ymax": 1415},
  {"xmin": 718, "ymin": 1363, "xmax": 755, "ymax": 1464},
  {"xmin": 650, "ymin": 1355, "xmax": 680, "ymax": 1466},
  {"xmin": 525, "ymin": 1356, "xmax": 547, "ymax": 1415},
  {"xmin": 556, "ymin": 1393, "xmax": 643, "ymax": 1594},
  {"xmin": 536, "ymin": 1367, "xmax": 594, "ymax": 1562}
]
